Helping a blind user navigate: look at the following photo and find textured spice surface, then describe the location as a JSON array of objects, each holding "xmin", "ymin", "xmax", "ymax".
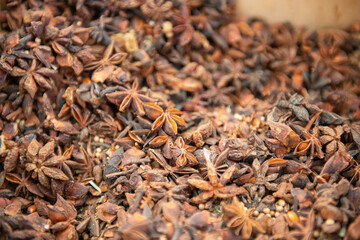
[{"xmin": 0, "ymin": 1, "xmax": 360, "ymax": 240}]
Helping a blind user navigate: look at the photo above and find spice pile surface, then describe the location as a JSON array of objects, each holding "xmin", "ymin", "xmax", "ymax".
[{"xmin": 0, "ymin": 0, "xmax": 360, "ymax": 239}]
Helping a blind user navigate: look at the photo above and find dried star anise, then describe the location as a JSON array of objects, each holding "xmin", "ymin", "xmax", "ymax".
[
  {"xmin": 5, "ymin": 170, "xmax": 44, "ymax": 197},
  {"xmin": 6, "ymin": 213, "xmax": 54, "ymax": 240},
  {"xmin": 84, "ymin": 40, "xmax": 127, "ymax": 83},
  {"xmin": 319, "ymin": 125, "xmax": 344, "ymax": 157},
  {"xmin": 106, "ymin": 79, "xmax": 152, "ymax": 116},
  {"xmin": 170, "ymin": 137, "xmax": 198, "ymax": 168},
  {"xmin": 172, "ymin": 3, "xmax": 194, "ymax": 46},
  {"xmin": 43, "ymin": 145, "xmax": 83, "ymax": 180},
  {"xmin": 188, "ymin": 156, "xmax": 248, "ymax": 204},
  {"xmin": 148, "ymin": 181, "xmax": 187, "ymax": 214},
  {"xmin": 277, "ymin": 94, "xmax": 310, "ymax": 122},
  {"xmin": 144, "ymin": 103, "xmax": 187, "ymax": 136},
  {"xmin": 25, "ymin": 139, "xmax": 68, "ymax": 188},
  {"xmin": 294, "ymin": 125, "xmax": 324, "ymax": 159},
  {"xmin": 140, "ymin": 0, "xmax": 173, "ymax": 20},
  {"xmin": 222, "ymin": 197, "xmax": 265, "ymax": 238},
  {"xmin": 19, "ymin": 59, "xmax": 54, "ymax": 98},
  {"xmin": 47, "ymin": 194, "xmax": 78, "ymax": 240},
  {"xmin": 244, "ymin": 158, "xmax": 278, "ymax": 200},
  {"xmin": 148, "ymin": 148, "xmax": 198, "ymax": 180}
]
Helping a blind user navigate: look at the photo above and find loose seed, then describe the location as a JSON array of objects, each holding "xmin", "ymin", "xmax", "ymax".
[
  {"xmin": 277, "ymin": 199, "xmax": 286, "ymax": 207},
  {"xmin": 287, "ymin": 211, "xmax": 299, "ymax": 223},
  {"xmin": 27, "ymin": 205, "xmax": 36, "ymax": 214},
  {"xmin": 263, "ymin": 208, "xmax": 270, "ymax": 214},
  {"xmin": 325, "ymin": 219, "xmax": 335, "ymax": 225},
  {"xmin": 276, "ymin": 205, "xmax": 283, "ymax": 212}
]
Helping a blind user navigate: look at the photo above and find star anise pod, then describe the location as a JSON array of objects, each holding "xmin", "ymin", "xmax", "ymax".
[
  {"xmin": 310, "ymin": 45, "xmax": 349, "ymax": 85},
  {"xmin": 200, "ymin": 85, "xmax": 235, "ymax": 107},
  {"xmin": 170, "ymin": 137, "xmax": 198, "ymax": 168},
  {"xmin": 84, "ymin": 40, "xmax": 127, "ymax": 83},
  {"xmin": 266, "ymin": 121, "xmax": 300, "ymax": 157},
  {"xmin": 42, "ymin": 93, "xmax": 80, "ymax": 135},
  {"xmin": 47, "ymin": 194, "xmax": 78, "ymax": 240},
  {"xmin": 217, "ymin": 57, "xmax": 244, "ymax": 90},
  {"xmin": 140, "ymin": 0, "xmax": 173, "ymax": 20},
  {"xmin": 321, "ymin": 145, "xmax": 351, "ymax": 177},
  {"xmin": 42, "ymin": 145, "xmax": 83, "ymax": 180},
  {"xmin": 144, "ymin": 103, "xmax": 187, "ymax": 136},
  {"xmin": 244, "ymin": 158, "xmax": 278, "ymax": 200},
  {"xmin": 148, "ymin": 148, "xmax": 198, "ymax": 181},
  {"xmin": 287, "ymin": 209, "xmax": 316, "ymax": 240},
  {"xmin": 69, "ymin": 104, "xmax": 96, "ymax": 129},
  {"xmin": 343, "ymin": 160, "xmax": 360, "ymax": 186},
  {"xmin": 76, "ymin": 209, "xmax": 100, "ymax": 237},
  {"xmin": 198, "ymin": 148, "xmax": 229, "ymax": 179},
  {"xmin": 294, "ymin": 125, "xmax": 324, "ymax": 160},
  {"xmin": 319, "ymin": 125, "xmax": 344, "ymax": 157},
  {"xmin": 88, "ymin": 110, "xmax": 118, "ymax": 138},
  {"xmin": 25, "ymin": 139, "xmax": 69, "ymax": 188},
  {"xmin": 90, "ymin": 16, "xmax": 112, "ymax": 45},
  {"xmin": 187, "ymin": 121, "xmax": 214, "ymax": 148},
  {"xmin": 74, "ymin": 145, "xmax": 102, "ymax": 184},
  {"xmin": 222, "ymin": 197, "xmax": 265, "ymax": 238},
  {"xmin": 241, "ymin": 68, "xmax": 271, "ymax": 96},
  {"xmin": 188, "ymin": 156, "xmax": 248, "ymax": 204},
  {"xmin": 277, "ymin": 93, "xmax": 310, "ymax": 122},
  {"xmin": 148, "ymin": 181, "xmax": 187, "ymax": 215},
  {"xmin": 106, "ymin": 79, "xmax": 152, "ymax": 116},
  {"xmin": 7, "ymin": 213, "xmax": 54, "ymax": 240},
  {"xmin": 19, "ymin": 59, "xmax": 55, "ymax": 98},
  {"xmin": 172, "ymin": 3, "xmax": 194, "ymax": 46},
  {"xmin": 5, "ymin": 170, "xmax": 44, "ymax": 197},
  {"xmin": 148, "ymin": 129, "xmax": 173, "ymax": 159},
  {"xmin": 115, "ymin": 211, "xmax": 153, "ymax": 240}
]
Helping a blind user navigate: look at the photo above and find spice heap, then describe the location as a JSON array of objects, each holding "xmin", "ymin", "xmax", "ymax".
[{"xmin": 0, "ymin": 0, "xmax": 360, "ymax": 239}]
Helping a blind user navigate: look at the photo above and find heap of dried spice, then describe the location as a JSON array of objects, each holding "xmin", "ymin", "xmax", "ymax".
[{"xmin": 0, "ymin": 0, "xmax": 360, "ymax": 239}]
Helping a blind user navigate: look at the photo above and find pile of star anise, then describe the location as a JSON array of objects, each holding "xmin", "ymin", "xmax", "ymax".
[{"xmin": 0, "ymin": 0, "xmax": 360, "ymax": 239}]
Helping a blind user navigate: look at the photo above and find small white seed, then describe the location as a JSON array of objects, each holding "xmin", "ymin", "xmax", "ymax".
[
  {"xmin": 234, "ymin": 113, "xmax": 243, "ymax": 121},
  {"xmin": 99, "ymin": 138, "xmax": 104, "ymax": 143},
  {"xmin": 162, "ymin": 21, "xmax": 173, "ymax": 38},
  {"xmin": 252, "ymin": 210, "xmax": 259, "ymax": 217},
  {"xmin": 276, "ymin": 205, "xmax": 283, "ymax": 212},
  {"xmin": 325, "ymin": 219, "xmax": 335, "ymax": 225},
  {"xmin": 263, "ymin": 208, "xmax": 270, "ymax": 214},
  {"xmin": 94, "ymin": 136, "xmax": 100, "ymax": 142},
  {"xmin": 277, "ymin": 199, "xmax": 286, "ymax": 207},
  {"xmin": 275, "ymin": 212, "xmax": 280, "ymax": 217}
]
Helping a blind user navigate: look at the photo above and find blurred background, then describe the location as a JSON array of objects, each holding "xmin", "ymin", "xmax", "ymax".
[{"xmin": 237, "ymin": 0, "xmax": 360, "ymax": 29}]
